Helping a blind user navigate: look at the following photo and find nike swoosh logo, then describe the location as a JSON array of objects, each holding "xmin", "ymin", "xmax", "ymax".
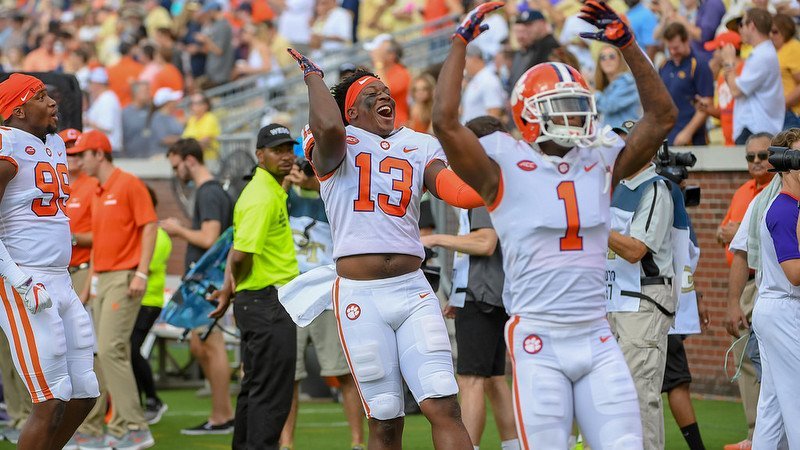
[
  {"xmin": 403, "ymin": 147, "xmax": 418, "ymax": 153},
  {"xmin": 599, "ymin": 335, "xmax": 612, "ymax": 343},
  {"xmin": 57, "ymin": 152, "xmax": 63, "ymax": 157},
  {"xmin": 358, "ymin": 78, "xmax": 369, "ymax": 85},
  {"xmin": 21, "ymin": 92, "xmax": 30, "ymax": 102},
  {"xmin": 584, "ymin": 162, "xmax": 598, "ymax": 172},
  {"xmin": 419, "ymin": 293, "xmax": 430, "ymax": 298}
]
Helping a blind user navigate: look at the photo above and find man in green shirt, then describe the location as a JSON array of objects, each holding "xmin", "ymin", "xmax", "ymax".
[{"xmin": 210, "ymin": 124, "xmax": 299, "ymax": 450}]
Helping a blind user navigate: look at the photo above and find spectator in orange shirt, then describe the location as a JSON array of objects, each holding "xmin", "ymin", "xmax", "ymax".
[
  {"xmin": 697, "ymin": 31, "xmax": 743, "ymax": 146},
  {"xmin": 368, "ymin": 36, "xmax": 411, "ymax": 127},
  {"xmin": 717, "ymin": 132, "xmax": 775, "ymax": 265},
  {"xmin": 108, "ymin": 42, "xmax": 145, "ymax": 108},
  {"xmin": 22, "ymin": 32, "xmax": 63, "ymax": 72},
  {"xmin": 71, "ymin": 130, "xmax": 157, "ymax": 448},
  {"xmin": 151, "ymin": 47, "xmax": 185, "ymax": 97}
]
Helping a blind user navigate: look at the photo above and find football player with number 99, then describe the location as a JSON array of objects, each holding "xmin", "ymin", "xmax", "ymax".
[
  {"xmin": 0, "ymin": 74, "xmax": 99, "ymax": 450},
  {"xmin": 433, "ymin": 2, "xmax": 678, "ymax": 449}
]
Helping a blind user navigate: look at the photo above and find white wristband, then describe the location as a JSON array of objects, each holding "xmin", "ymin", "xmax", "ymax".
[
  {"xmin": 134, "ymin": 271, "xmax": 149, "ymax": 281},
  {"xmin": 0, "ymin": 239, "xmax": 29, "ymax": 288}
]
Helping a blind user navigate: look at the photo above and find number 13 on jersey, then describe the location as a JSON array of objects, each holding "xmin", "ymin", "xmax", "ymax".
[{"xmin": 353, "ymin": 152, "xmax": 413, "ymax": 217}]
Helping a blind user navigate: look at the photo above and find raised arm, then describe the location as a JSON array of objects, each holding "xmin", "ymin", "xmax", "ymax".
[
  {"xmin": 288, "ymin": 49, "xmax": 346, "ymax": 177},
  {"xmin": 432, "ymin": 2, "xmax": 504, "ymax": 204},
  {"xmin": 578, "ymin": 0, "xmax": 677, "ymax": 185}
]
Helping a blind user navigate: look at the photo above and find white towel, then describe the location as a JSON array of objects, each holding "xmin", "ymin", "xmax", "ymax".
[{"xmin": 278, "ymin": 265, "xmax": 337, "ymax": 327}]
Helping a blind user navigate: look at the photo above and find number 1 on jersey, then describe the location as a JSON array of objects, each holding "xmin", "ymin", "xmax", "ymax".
[{"xmin": 557, "ymin": 181, "xmax": 583, "ymax": 251}]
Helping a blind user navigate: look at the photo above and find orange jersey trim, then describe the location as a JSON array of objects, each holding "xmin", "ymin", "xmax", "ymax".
[
  {"xmin": 0, "ymin": 280, "xmax": 41, "ymax": 402},
  {"xmin": 506, "ymin": 315, "xmax": 530, "ymax": 450},
  {"xmin": 332, "ymin": 278, "xmax": 372, "ymax": 418}
]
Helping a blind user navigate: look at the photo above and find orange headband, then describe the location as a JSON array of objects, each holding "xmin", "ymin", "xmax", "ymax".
[
  {"xmin": 0, "ymin": 74, "xmax": 45, "ymax": 121},
  {"xmin": 344, "ymin": 76, "xmax": 380, "ymax": 123}
]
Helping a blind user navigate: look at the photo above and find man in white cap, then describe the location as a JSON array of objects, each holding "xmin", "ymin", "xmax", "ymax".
[{"xmin": 86, "ymin": 67, "xmax": 123, "ymax": 152}]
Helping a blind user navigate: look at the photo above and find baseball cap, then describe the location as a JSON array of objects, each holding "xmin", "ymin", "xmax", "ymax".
[
  {"xmin": 89, "ymin": 67, "xmax": 108, "ymax": 85},
  {"xmin": 153, "ymin": 87, "xmax": 183, "ymax": 108},
  {"xmin": 516, "ymin": 9, "xmax": 545, "ymax": 24},
  {"xmin": 69, "ymin": 129, "xmax": 112, "ymax": 154},
  {"xmin": 256, "ymin": 124, "xmax": 296, "ymax": 149},
  {"xmin": 704, "ymin": 31, "xmax": 742, "ymax": 51},
  {"xmin": 363, "ymin": 33, "xmax": 392, "ymax": 51},
  {"xmin": 201, "ymin": 1, "xmax": 222, "ymax": 13},
  {"xmin": 58, "ymin": 128, "xmax": 81, "ymax": 145}
]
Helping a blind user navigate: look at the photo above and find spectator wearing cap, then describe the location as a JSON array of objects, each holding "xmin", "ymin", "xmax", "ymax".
[
  {"xmin": 124, "ymin": 87, "xmax": 184, "ymax": 158},
  {"xmin": 659, "ymin": 22, "xmax": 714, "ymax": 146},
  {"xmin": 207, "ymin": 124, "xmax": 299, "ymax": 450},
  {"xmin": 71, "ymin": 130, "xmax": 157, "ymax": 449},
  {"xmin": 368, "ymin": 36, "xmax": 411, "ymax": 127},
  {"xmin": 594, "ymin": 44, "xmax": 642, "ymax": 129},
  {"xmin": 624, "ymin": 0, "xmax": 659, "ymax": 59},
  {"xmin": 509, "ymin": 10, "xmax": 560, "ymax": 91},
  {"xmin": 22, "ymin": 31, "xmax": 62, "ymax": 72},
  {"xmin": 461, "ymin": 45, "xmax": 506, "ymax": 123},
  {"xmin": 86, "ymin": 67, "xmax": 123, "ymax": 152},
  {"xmin": 182, "ymin": 93, "xmax": 222, "ymax": 161},
  {"xmin": 720, "ymin": 8, "xmax": 784, "ymax": 144},
  {"xmin": 107, "ymin": 42, "xmax": 144, "ymax": 108},
  {"xmin": 197, "ymin": 2, "xmax": 235, "ymax": 88},
  {"xmin": 769, "ymin": 14, "xmax": 800, "ymax": 129},
  {"xmin": 697, "ymin": 31, "xmax": 744, "ymax": 146}
]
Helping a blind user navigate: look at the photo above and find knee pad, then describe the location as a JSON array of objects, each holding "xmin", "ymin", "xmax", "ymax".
[
  {"xmin": 349, "ymin": 341, "xmax": 385, "ymax": 382},
  {"xmin": 591, "ymin": 361, "xmax": 638, "ymax": 416},
  {"xmin": 419, "ymin": 370, "xmax": 458, "ymax": 400},
  {"xmin": 598, "ymin": 418, "xmax": 642, "ymax": 450},
  {"xmin": 414, "ymin": 316, "xmax": 450, "ymax": 354},
  {"xmin": 72, "ymin": 310, "xmax": 95, "ymax": 351},
  {"xmin": 367, "ymin": 393, "xmax": 403, "ymax": 420},
  {"xmin": 71, "ymin": 370, "xmax": 100, "ymax": 399}
]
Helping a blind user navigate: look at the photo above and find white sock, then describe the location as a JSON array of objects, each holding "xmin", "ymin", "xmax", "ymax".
[
  {"xmin": 473, "ymin": 446, "xmax": 480, "ymax": 450},
  {"xmin": 501, "ymin": 439, "xmax": 520, "ymax": 450}
]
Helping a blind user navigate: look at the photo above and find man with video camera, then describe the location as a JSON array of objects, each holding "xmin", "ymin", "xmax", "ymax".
[{"xmin": 606, "ymin": 128, "xmax": 693, "ymax": 449}]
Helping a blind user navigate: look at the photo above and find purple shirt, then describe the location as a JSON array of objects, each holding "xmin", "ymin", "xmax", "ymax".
[
  {"xmin": 691, "ymin": 0, "xmax": 726, "ymax": 60},
  {"xmin": 766, "ymin": 192, "xmax": 800, "ymax": 263}
]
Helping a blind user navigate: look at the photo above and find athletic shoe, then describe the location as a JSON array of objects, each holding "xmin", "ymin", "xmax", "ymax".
[
  {"xmin": 111, "ymin": 429, "xmax": 155, "ymax": 450},
  {"xmin": 70, "ymin": 432, "xmax": 111, "ymax": 450},
  {"xmin": 180, "ymin": 419, "xmax": 235, "ymax": 435},
  {"xmin": 724, "ymin": 439, "xmax": 752, "ymax": 450},
  {"xmin": 2, "ymin": 427, "xmax": 20, "ymax": 444},
  {"xmin": 143, "ymin": 399, "xmax": 168, "ymax": 425}
]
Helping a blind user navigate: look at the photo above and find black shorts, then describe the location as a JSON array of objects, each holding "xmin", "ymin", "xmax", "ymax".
[
  {"xmin": 662, "ymin": 334, "xmax": 693, "ymax": 392},
  {"xmin": 455, "ymin": 301, "xmax": 508, "ymax": 377}
]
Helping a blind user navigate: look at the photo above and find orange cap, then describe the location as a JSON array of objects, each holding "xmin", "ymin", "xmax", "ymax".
[
  {"xmin": 0, "ymin": 74, "xmax": 45, "ymax": 121},
  {"xmin": 58, "ymin": 128, "xmax": 82, "ymax": 145},
  {"xmin": 704, "ymin": 31, "xmax": 742, "ymax": 51},
  {"xmin": 68, "ymin": 129, "xmax": 112, "ymax": 155}
]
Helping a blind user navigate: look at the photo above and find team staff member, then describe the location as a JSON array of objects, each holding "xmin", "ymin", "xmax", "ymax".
[
  {"xmin": 209, "ymin": 124, "xmax": 300, "ymax": 450},
  {"xmin": 422, "ymin": 116, "xmax": 518, "ymax": 450},
  {"xmin": 162, "ymin": 138, "xmax": 236, "ymax": 436},
  {"xmin": 73, "ymin": 130, "xmax": 157, "ymax": 449},
  {"xmin": 719, "ymin": 132, "xmax": 774, "ymax": 447},
  {"xmin": 62, "ymin": 128, "xmax": 97, "ymax": 303},
  {"xmin": 606, "ymin": 159, "xmax": 677, "ymax": 450}
]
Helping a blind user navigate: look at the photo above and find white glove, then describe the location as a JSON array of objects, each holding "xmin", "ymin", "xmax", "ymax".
[{"xmin": 13, "ymin": 277, "xmax": 52, "ymax": 315}]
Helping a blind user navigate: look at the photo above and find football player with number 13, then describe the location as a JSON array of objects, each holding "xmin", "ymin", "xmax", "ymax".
[{"xmin": 433, "ymin": 2, "xmax": 677, "ymax": 449}]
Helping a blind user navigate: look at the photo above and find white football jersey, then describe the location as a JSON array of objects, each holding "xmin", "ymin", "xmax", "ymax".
[
  {"xmin": 481, "ymin": 131, "xmax": 625, "ymax": 323},
  {"xmin": 0, "ymin": 127, "xmax": 71, "ymax": 268},
  {"xmin": 314, "ymin": 126, "xmax": 445, "ymax": 260}
]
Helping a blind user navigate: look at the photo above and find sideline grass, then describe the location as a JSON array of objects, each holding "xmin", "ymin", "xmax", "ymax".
[{"xmin": 0, "ymin": 390, "xmax": 747, "ymax": 449}]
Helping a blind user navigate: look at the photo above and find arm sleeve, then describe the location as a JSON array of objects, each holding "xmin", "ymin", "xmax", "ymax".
[
  {"xmin": 233, "ymin": 199, "xmax": 273, "ymax": 254},
  {"xmin": 0, "ymin": 238, "xmax": 28, "ymax": 287},
  {"xmin": 766, "ymin": 196, "xmax": 800, "ymax": 263},
  {"xmin": 629, "ymin": 181, "xmax": 673, "ymax": 253},
  {"xmin": 129, "ymin": 178, "xmax": 158, "ymax": 227},
  {"xmin": 470, "ymin": 207, "xmax": 494, "ymax": 231}
]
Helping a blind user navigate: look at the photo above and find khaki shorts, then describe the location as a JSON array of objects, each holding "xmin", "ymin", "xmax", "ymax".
[{"xmin": 296, "ymin": 310, "xmax": 349, "ymax": 380}]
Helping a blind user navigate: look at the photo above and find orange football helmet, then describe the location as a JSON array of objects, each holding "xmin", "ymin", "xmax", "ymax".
[{"xmin": 511, "ymin": 62, "xmax": 598, "ymax": 146}]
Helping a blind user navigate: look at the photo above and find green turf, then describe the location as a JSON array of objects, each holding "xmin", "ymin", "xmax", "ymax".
[{"xmin": 0, "ymin": 390, "xmax": 748, "ymax": 449}]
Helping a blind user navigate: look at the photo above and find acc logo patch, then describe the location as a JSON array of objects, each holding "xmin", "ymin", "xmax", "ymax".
[
  {"xmin": 523, "ymin": 334, "xmax": 543, "ymax": 354},
  {"xmin": 346, "ymin": 135, "xmax": 359, "ymax": 145},
  {"xmin": 25, "ymin": 146, "xmax": 36, "ymax": 155},
  {"xmin": 558, "ymin": 162, "xmax": 570, "ymax": 174},
  {"xmin": 517, "ymin": 160, "xmax": 537, "ymax": 171},
  {"xmin": 45, "ymin": 148, "xmax": 52, "ymax": 157},
  {"xmin": 345, "ymin": 303, "xmax": 361, "ymax": 320},
  {"xmin": 380, "ymin": 141, "xmax": 390, "ymax": 150}
]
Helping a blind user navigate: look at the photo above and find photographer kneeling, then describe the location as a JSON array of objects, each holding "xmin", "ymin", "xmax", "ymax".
[{"xmin": 750, "ymin": 141, "xmax": 800, "ymax": 447}]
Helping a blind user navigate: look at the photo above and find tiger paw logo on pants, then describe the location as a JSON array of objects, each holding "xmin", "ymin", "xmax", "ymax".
[{"xmin": 346, "ymin": 303, "xmax": 361, "ymax": 320}]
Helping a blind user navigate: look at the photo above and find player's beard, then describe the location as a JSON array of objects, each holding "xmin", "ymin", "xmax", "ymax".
[{"xmin": 46, "ymin": 123, "xmax": 58, "ymax": 135}]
